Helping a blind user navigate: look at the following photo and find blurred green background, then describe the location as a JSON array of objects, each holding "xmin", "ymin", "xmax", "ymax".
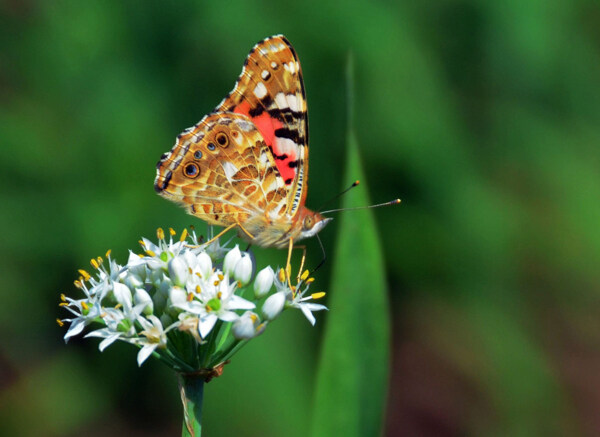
[{"xmin": 2, "ymin": 0, "xmax": 600, "ymax": 435}]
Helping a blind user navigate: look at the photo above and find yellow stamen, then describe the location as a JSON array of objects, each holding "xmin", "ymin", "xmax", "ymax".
[
  {"xmin": 81, "ymin": 301, "xmax": 89, "ymax": 311},
  {"xmin": 306, "ymin": 277, "xmax": 315, "ymax": 284},
  {"xmin": 56, "ymin": 318, "xmax": 64, "ymax": 327},
  {"xmin": 58, "ymin": 302, "xmax": 68, "ymax": 307},
  {"xmin": 311, "ymin": 292, "xmax": 326, "ymax": 300},
  {"xmin": 278, "ymin": 268, "xmax": 286, "ymax": 283},
  {"xmin": 169, "ymin": 227, "xmax": 176, "ymax": 236},
  {"xmin": 139, "ymin": 240, "xmax": 146, "ymax": 247},
  {"xmin": 250, "ymin": 314, "xmax": 258, "ymax": 323},
  {"xmin": 217, "ymin": 291, "xmax": 222, "ymax": 299},
  {"xmin": 78, "ymin": 269, "xmax": 91, "ymax": 281},
  {"xmin": 97, "ymin": 256, "xmax": 103, "ymax": 265},
  {"xmin": 145, "ymin": 250, "xmax": 157, "ymax": 257},
  {"xmin": 188, "ymin": 267, "xmax": 193, "ymax": 274},
  {"xmin": 237, "ymin": 280, "xmax": 242, "ymax": 288},
  {"xmin": 157, "ymin": 227, "xmax": 165, "ymax": 240},
  {"xmin": 218, "ymin": 273, "xmax": 224, "ymax": 281},
  {"xmin": 213, "ymin": 280, "xmax": 219, "ymax": 286},
  {"xmin": 74, "ymin": 280, "xmax": 82, "ymax": 288},
  {"xmin": 195, "ymin": 285, "xmax": 201, "ymax": 294},
  {"xmin": 196, "ymin": 272, "xmax": 202, "ymax": 278},
  {"xmin": 179, "ymin": 228, "xmax": 188, "ymax": 242},
  {"xmin": 206, "ymin": 305, "xmax": 213, "ymax": 312},
  {"xmin": 300, "ymin": 269, "xmax": 310, "ymax": 281},
  {"xmin": 187, "ymin": 293, "xmax": 194, "ymax": 302},
  {"xmin": 115, "ymin": 303, "xmax": 122, "ymax": 310},
  {"xmin": 60, "ymin": 293, "xmax": 66, "ymax": 302},
  {"xmin": 138, "ymin": 253, "xmax": 145, "ymax": 258},
  {"xmin": 105, "ymin": 249, "xmax": 112, "ymax": 258},
  {"xmin": 90, "ymin": 258, "xmax": 99, "ymax": 269}
]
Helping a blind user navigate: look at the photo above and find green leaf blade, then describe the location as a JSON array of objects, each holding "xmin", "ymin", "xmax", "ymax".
[{"xmin": 311, "ymin": 128, "xmax": 391, "ymax": 436}]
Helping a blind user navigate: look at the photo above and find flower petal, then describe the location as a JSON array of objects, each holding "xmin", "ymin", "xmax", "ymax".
[
  {"xmin": 198, "ymin": 314, "xmax": 218, "ymax": 338},
  {"xmin": 137, "ymin": 343, "xmax": 158, "ymax": 366}
]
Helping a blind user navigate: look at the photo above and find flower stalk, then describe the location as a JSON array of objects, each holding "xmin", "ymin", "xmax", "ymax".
[{"xmin": 178, "ymin": 373, "xmax": 204, "ymax": 437}]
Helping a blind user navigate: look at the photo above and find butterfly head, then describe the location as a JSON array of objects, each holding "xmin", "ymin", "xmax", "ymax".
[{"xmin": 297, "ymin": 208, "xmax": 332, "ymax": 241}]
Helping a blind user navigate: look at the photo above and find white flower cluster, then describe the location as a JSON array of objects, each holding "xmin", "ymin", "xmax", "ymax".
[{"xmin": 59, "ymin": 228, "xmax": 327, "ymax": 370}]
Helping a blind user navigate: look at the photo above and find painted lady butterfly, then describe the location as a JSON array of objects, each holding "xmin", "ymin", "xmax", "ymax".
[{"xmin": 155, "ymin": 35, "xmax": 330, "ymax": 250}]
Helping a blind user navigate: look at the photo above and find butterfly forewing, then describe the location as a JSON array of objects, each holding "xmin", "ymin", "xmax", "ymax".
[{"xmin": 216, "ymin": 35, "xmax": 309, "ymax": 216}]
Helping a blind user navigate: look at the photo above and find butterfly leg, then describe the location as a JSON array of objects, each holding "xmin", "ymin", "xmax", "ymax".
[
  {"xmin": 285, "ymin": 237, "xmax": 295, "ymax": 289},
  {"xmin": 236, "ymin": 222, "xmax": 255, "ymax": 241},
  {"xmin": 197, "ymin": 224, "xmax": 237, "ymax": 247},
  {"xmin": 294, "ymin": 245, "xmax": 307, "ymax": 283}
]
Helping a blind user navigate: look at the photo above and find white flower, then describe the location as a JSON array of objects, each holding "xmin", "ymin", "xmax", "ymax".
[
  {"xmin": 262, "ymin": 291, "xmax": 285, "ymax": 320},
  {"xmin": 254, "ymin": 266, "xmax": 274, "ymax": 298},
  {"xmin": 175, "ymin": 272, "xmax": 255, "ymax": 338},
  {"xmin": 272, "ymin": 268, "xmax": 328, "ymax": 325},
  {"xmin": 233, "ymin": 311, "xmax": 265, "ymax": 339},
  {"xmin": 136, "ymin": 315, "xmax": 177, "ymax": 366}
]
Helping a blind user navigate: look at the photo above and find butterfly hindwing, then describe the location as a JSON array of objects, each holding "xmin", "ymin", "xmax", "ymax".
[{"xmin": 155, "ymin": 112, "xmax": 288, "ymax": 226}]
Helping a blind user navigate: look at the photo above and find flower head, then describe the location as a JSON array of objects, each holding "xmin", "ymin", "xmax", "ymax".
[{"xmin": 59, "ymin": 227, "xmax": 327, "ymax": 375}]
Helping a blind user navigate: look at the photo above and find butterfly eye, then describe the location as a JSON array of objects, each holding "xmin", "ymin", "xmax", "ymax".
[
  {"xmin": 207, "ymin": 143, "xmax": 216, "ymax": 151},
  {"xmin": 184, "ymin": 163, "xmax": 200, "ymax": 178},
  {"xmin": 215, "ymin": 132, "xmax": 229, "ymax": 148},
  {"xmin": 194, "ymin": 150, "xmax": 203, "ymax": 159},
  {"xmin": 303, "ymin": 216, "xmax": 314, "ymax": 230}
]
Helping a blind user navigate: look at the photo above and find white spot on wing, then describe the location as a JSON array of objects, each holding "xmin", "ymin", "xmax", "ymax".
[
  {"xmin": 275, "ymin": 137, "xmax": 299, "ymax": 157},
  {"xmin": 270, "ymin": 61, "xmax": 277, "ymax": 68},
  {"xmin": 237, "ymin": 120, "xmax": 254, "ymax": 132},
  {"xmin": 222, "ymin": 161, "xmax": 239, "ymax": 181},
  {"xmin": 287, "ymin": 94, "xmax": 300, "ymax": 112},
  {"xmin": 261, "ymin": 70, "xmax": 269, "ymax": 79},
  {"xmin": 275, "ymin": 92, "xmax": 288, "ymax": 109},
  {"xmin": 253, "ymin": 82, "xmax": 267, "ymax": 99}
]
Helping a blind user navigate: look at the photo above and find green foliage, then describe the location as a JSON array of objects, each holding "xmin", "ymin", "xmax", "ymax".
[
  {"xmin": 311, "ymin": 59, "xmax": 390, "ymax": 435},
  {"xmin": 1, "ymin": 0, "xmax": 600, "ymax": 435}
]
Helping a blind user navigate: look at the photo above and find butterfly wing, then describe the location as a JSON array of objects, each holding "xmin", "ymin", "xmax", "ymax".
[
  {"xmin": 155, "ymin": 112, "xmax": 289, "ymax": 228},
  {"xmin": 216, "ymin": 35, "xmax": 309, "ymax": 218}
]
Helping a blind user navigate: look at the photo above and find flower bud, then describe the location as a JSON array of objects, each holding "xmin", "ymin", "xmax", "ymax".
[
  {"xmin": 223, "ymin": 245, "xmax": 241, "ymax": 275},
  {"xmin": 134, "ymin": 288, "xmax": 154, "ymax": 315},
  {"xmin": 234, "ymin": 253, "xmax": 253, "ymax": 285},
  {"xmin": 168, "ymin": 256, "xmax": 188, "ymax": 287},
  {"xmin": 196, "ymin": 252, "xmax": 213, "ymax": 278},
  {"xmin": 262, "ymin": 291, "xmax": 286, "ymax": 320},
  {"xmin": 254, "ymin": 266, "xmax": 274, "ymax": 298},
  {"xmin": 169, "ymin": 286, "xmax": 187, "ymax": 307}
]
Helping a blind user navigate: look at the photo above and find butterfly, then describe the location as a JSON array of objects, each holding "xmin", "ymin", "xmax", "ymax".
[{"xmin": 154, "ymin": 35, "xmax": 330, "ymax": 252}]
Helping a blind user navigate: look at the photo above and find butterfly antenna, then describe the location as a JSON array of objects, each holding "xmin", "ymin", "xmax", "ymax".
[
  {"xmin": 320, "ymin": 198, "xmax": 401, "ymax": 215},
  {"xmin": 317, "ymin": 180, "xmax": 361, "ymax": 212},
  {"xmin": 311, "ymin": 233, "xmax": 327, "ymax": 274}
]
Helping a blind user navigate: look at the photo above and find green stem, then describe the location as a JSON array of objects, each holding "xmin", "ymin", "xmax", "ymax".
[{"xmin": 178, "ymin": 373, "xmax": 205, "ymax": 437}]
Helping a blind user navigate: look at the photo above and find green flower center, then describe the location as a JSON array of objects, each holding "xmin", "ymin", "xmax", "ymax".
[{"xmin": 206, "ymin": 298, "xmax": 221, "ymax": 312}]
